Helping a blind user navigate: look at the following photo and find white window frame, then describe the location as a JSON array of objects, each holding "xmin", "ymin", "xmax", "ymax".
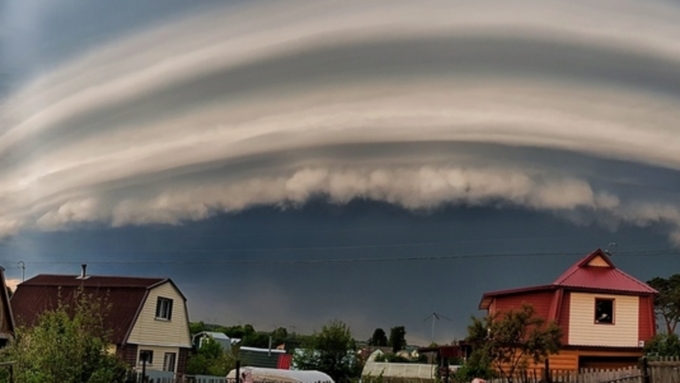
[
  {"xmin": 155, "ymin": 297, "xmax": 173, "ymax": 320},
  {"xmin": 139, "ymin": 350, "xmax": 154, "ymax": 365},
  {"xmin": 163, "ymin": 352, "xmax": 177, "ymax": 372}
]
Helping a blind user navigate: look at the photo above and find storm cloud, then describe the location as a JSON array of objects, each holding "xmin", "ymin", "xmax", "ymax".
[{"xmin": 2, "ymin": 0, "xmax": 680, "ymax": 245}]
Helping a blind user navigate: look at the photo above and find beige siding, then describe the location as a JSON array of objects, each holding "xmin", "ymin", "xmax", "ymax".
[
  {"xmin": 134, "ymin": 345, "xmax": 181, "ymax": 373},
  {"xmin": 127, "ymin": 282, "xmax": 191, "ymax": 348},
  {"xmin": 587, "ymin": 256, "xmax": 609, "ymax": 267},
  {"xmin": 568, "ymin": 292, "xmax": 639, "ymax": 347}
]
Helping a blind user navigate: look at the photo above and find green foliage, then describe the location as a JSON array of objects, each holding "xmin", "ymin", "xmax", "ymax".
[
  {"xmin": 647, "ymin": 275, "xmax": 680, "ymax": 334},
  {"xmin": 388, "ymin": 326, "xmax": 406, "ymax": 353},
  {"xmin": 644, "ymin": 333, "xmax": 680, "ymax": 357},
  {"xmin": 293, "ymin": 320, "xmax": 361, "ymax": 383},
  {"xmin": 189, "ymin": 321, "xmax": 207, "ymax": 335},
  {"xmin": 453, "ymin": 350, "xmax": 496, "ymax": 382},
  {"xmin": 369, "ymin": 328, "xmax": 388, "ymax": 347},
  {"xmin": 466, "ymin": 304, "xmax": 562, "ymax": 383},
  {"xmin": 272, "ymin": 327, "xmax": 288, "ymax": 345},
  {"xmin": 186, "ymin": 337, "xmax": 236, "ymax": 376},
  {"xmin": 384, "ymin": 354, "xmax": 410, "ymax": 363},
  {"xmin": 3, "ymin": 288, "xmax": 128, "ymax": 383}
]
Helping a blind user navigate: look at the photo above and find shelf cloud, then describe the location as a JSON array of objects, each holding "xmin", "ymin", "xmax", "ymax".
[{"xmin": 2, "ymin": 0, "xmax": 680, "ymax": 244}]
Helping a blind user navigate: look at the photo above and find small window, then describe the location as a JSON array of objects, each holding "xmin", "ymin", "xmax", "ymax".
[
  {"xmin": 595, "ymin": 298, "xmax": 614, "ymax": 324},
  {"xmin": 156, "ymin": 297, "xmax": 173, "ymax": 320},
  {"xmin": 139, "ymin": 350, "xmax": 154, "ymax": 365},
  {"xmin": 163, "ymin": 353, "xmax": 176, "ymax": 372}
]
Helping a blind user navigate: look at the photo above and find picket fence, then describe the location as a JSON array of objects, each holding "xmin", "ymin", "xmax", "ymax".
[
  {"xmin": 485, "ymin": 356, "xmax": 680, "ymax": 383},
  {"xmin": 487, "ymin": 366, "xmax": 642, "ymax": 383},
  {"xmin": 126, "ymin": 371, "xmax": 224, "ymax": 383}
]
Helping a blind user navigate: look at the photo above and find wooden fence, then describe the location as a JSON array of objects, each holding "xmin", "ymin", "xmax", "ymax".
[
  {"xmin": 647, "ymin": 356, "xmax": 680, "ymax": 383},
  {"xmin": 125, "ymin": 371, "xmax": 225, "ymax": 383},
  {"xmin": 484, "ymin": 356, "xmax": 680, "ymax": 383},
  {"xmin": 487, "ymin": 366, "xmax": 642, "ymax": 383}
]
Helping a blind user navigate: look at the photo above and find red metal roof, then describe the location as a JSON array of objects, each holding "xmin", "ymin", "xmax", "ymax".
[
  {"xmin": 11, "ymin": 274, "xmax": 172, "ymax": 345},
  {"xmin": 552, "ymin": 249, "xmax": 657, "ymax": 294},
  {"xmin": 479, "ymin": 248, "xmax": 656, "ymax": 309}
]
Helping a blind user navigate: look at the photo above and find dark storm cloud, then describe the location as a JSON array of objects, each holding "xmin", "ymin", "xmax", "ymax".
[{"xmin": 1, "ymin": 0, "xmax": 680, "ymax": 244}]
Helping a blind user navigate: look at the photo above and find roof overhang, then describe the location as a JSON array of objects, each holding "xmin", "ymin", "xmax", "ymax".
[{"xmin": 478, "ymin": 284, "xmax": 556, "ymax": 310}]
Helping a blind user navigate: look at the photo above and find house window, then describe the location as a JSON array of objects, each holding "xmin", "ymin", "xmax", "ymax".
[
  {"xmin": 156, "ymin": 297, "xmax": 173, "ymax": 320},
  {"xmin": 595, "ymin": 298, "xmax": 614, "ymax": 324},
  {"xmin": 139, "ymin": 350, "xmax": 154, "ymax": 365},
  {"xmin": 163, "ymin": 353, "xmax": 176, "ymax": 372}
]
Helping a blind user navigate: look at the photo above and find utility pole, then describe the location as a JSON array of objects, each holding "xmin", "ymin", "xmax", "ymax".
[
  {"xmin": 17, "ymin": 261, "xmax": 25, "ymax": 282},
  {"xmin": 423, "ymin": 312, "xmax": 452, "ymax": 344}
]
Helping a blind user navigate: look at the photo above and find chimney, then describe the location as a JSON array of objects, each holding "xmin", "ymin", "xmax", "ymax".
[{"xmin": 78, "ymin": 264, "xmax": 87, "ymax": 279}]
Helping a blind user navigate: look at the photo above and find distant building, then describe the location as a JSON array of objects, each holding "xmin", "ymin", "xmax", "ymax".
[
  {"xmin": 192, "ymin": 331, "xmax": 241, "ymax": 351},
  {"xmin": 239, "ymin": 346, "xmax": 292, "ymax": 369},
  {"xmin": 11, "ymin": 265, "xmax": 192, "ymax": 375}
]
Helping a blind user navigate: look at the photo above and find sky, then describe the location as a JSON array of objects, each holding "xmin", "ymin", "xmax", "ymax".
[{"xmin": 1, "ymin": 0, "xmax": 680, "ymax": 346}]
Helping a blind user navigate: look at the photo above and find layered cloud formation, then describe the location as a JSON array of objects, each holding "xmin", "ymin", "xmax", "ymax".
[{"xmin": 2, "ymin": 0, "xmax": 680, "ymax": 243}]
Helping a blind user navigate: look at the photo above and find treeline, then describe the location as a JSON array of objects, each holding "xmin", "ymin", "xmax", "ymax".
[{"xmin": 190, "ymin": 321, "xmax": 315, "ymax": 349}]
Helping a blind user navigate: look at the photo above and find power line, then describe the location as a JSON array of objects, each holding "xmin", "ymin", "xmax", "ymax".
[{"xmin": 4, "ymin": 248, "xmax": 680, "ymax": 266}]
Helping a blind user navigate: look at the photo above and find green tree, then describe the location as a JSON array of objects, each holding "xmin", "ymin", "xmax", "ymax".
[
  {"xmin": 293, "ymin": 320, "xmax": 360, "ymax": 383},
  {"xmin": 369, "ymin": 328, "xmax": 388, "ymax": 347},
  {"xmin": 186, "ymin": 337, "xmax": 237, "ymax": 376},
  {"xmin": 4, "ymin": 288, "xmax": 128, "ymax": 383},
  {"xmin": 190, "ymin": 321, "xmax": 207, "ymax": 335},
  {"xmin": 243, "ymin": 332, "xmax": 271, "ymax": 348},
  {"xmin": 272, "ymin": 327, "xmax": 289, "ymax": 348},
  {"xmin": 388, "ymin": 326, "xmax": 406, "ymax": 353},
  {"xmin": 466, "ymin": 304, "xmax": 562, "ymax": 383},
  {"xmin": 644, "ymin": 333, "xmax": 680, "ymax": 357},
  {"xmin": 647, "ymin": 275, "xmax": 680, "ymax": 334}
]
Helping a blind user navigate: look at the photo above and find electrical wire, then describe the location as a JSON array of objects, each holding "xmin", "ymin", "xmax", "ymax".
[{"xmin": 2, "ymin": 248, "xmax": 679, "ymax": 266}]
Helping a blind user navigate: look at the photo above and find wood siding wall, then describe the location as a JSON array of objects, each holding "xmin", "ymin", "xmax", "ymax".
[
  {"xmin": 558, "ymin": 291, "xmax": 571, "ymax": 345},
  {"xmin": 638, "ymin": 295, "xmax": 655, "ymax": 343},
  {"xmin": 117, "ymin": 344, "xmax": 139, "ymax": 368},
  {"xmin": 135, "ymin": 345, "xmax": 181, "ymax": 373},
  {"xmin": 568, "ymin": 293, "xmax": 638, "ymax": 347},
  {"xmin": 494, "ymin": 348, "xmax": 643, "ymax": 373},
  {"xmin": 127, "ymin": 282, "xmax": 191, "ymax": 348},
  {"xmin": 178, "ymin": 347, "xmax": 189, "ymax": 375},
  {"xmin": 491, "ymin": 291, "xmax": 555, "ymax": 319}
]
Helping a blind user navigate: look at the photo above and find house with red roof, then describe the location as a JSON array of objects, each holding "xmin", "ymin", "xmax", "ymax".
[
  {"xmin": 10, "ymin": 265, "xmax": 192, "ymax": 376},
  {"xmin": 478, "ymin": 249, "xmax": 657, "ymax": 371}
]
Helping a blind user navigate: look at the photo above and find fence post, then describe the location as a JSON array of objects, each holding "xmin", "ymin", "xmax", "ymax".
[{"xmin": 640, "ymin": 357, "xmax": 650, "ymax": 383}]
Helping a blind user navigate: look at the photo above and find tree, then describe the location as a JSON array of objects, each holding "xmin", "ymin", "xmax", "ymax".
[
  {"xmin": 644, "ymin": 333, "xmax": 680, "ymax": 357},
  {"xmin": 293, "ymin": 320, "xmax": 360, "ymax": 383},
  {"xmin": 186, "ymin": 337, "xmax": 237, "ymax": 376},
  {"xmin": 190, "ymin": 321, "xmax": 207, "ymax": 335},
  {"xmin": 466, "ymin": 304, "xmax": 562, "ymax": 383},
  {"xmin": 271, "ymin": 327, "xmax": 289, "ymax": 348},
  {"xmin": 369, "ymin": 328, "xmax": 388, "ymax": 347},
  {"xmin": 4, "ymin": 288, "xmax": 128, "ymax": 383},
  {"xmin": 647, "ymin": 275, "xmax": 680, "ymax": 334},
  {"xmin": 388, "ymin": 326, "xmax": 406, "ymax": 352}
]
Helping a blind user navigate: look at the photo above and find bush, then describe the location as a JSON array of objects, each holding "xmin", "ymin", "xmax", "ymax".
[{"xmin": 2, "ymin": 288, "xmax": 128, "ymax": 383}]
